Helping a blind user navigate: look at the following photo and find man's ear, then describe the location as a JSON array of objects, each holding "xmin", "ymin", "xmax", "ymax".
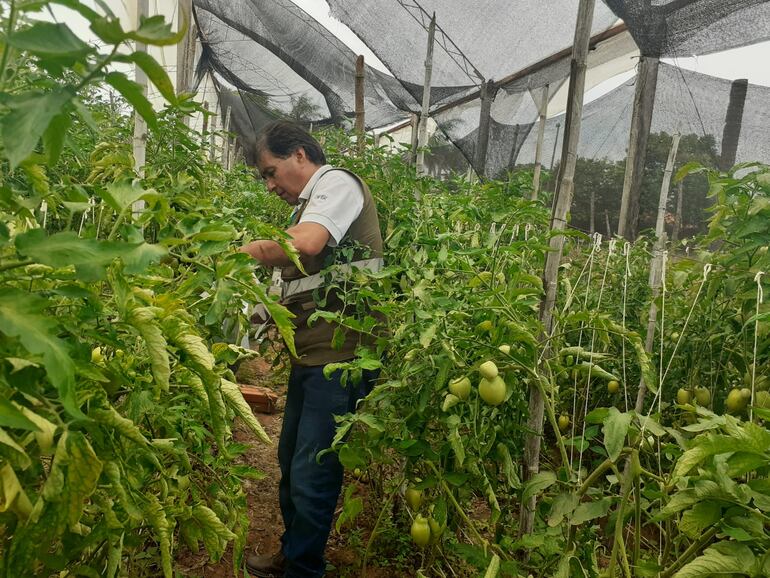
[{"xmin": 294, "ymin": 147, "xmax": 307, "ymax": 163}]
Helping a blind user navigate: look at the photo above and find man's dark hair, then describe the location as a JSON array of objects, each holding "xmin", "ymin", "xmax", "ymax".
[{"xmin": 255, "ymin": 120, "xmax": 326, "ymax": 165}]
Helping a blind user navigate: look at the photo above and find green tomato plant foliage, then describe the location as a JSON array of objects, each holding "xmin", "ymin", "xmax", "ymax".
[
  {"xmin": 318, "ymin": 128, "xmax": 770, "ymax": 576},
  {"xmin": 0, "ymin": 2, "xmax": 293, "ymax": 576}
]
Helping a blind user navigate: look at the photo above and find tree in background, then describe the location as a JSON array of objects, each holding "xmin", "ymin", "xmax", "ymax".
[{"xmin": 567, "ymin": 132, "xmax": 718, "ymax": 238}]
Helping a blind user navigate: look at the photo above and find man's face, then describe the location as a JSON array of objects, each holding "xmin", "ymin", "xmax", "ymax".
[{"xmin": 257, "ymin": 148, "xmax": 308, "ymax": 205}]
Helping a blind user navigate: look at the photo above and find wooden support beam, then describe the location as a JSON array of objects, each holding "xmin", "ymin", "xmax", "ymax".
[
  {"xmin": 520, "ymin": 0, "xmax": 596, "ymax": 538},
  {"xmin": 222, "ymin": 105, "xmax": 231, "ymax": 168},
  {"xmin": 719, "ymin": 78, "xmax": 748, "ymax": 171},
  {"xmin": 209, "ymin": 106, "xmax": 217, "ymax": 162},
  {"xmin": 617, "ymin": 56, "xmax": 660, "ymax": 240},
  {"xmin": 132, "ymin": 0, "xmax": 149, "ymax": 217},
  {"xmin": 409, "ymin": 113, "xmax": 419, "ymax": 165},
  {"xmin": 474, "ymin": 79, "xmax": 493, "ymax": 178},
  {"xmin": 531, "ymin": 84, "xmax": 550, "ymax": 200},
  {"xmin": 355, "ymin": 55, "xmax": 365, "ymax": 153},
  {"xmin": 381, "ymin": 24, "xmax": 627, "ymax": 136},
  {"xmin": 416, "ymin": 13, "xmax": 436, "ymax": 177}
]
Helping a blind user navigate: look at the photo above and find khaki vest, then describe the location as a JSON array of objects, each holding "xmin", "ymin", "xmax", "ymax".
[{"xmin": 281, "ymin": 167, "xmax": 383, "ymax": 366}]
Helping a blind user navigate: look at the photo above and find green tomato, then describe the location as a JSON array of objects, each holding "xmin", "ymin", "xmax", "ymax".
[
  {"xmin": 91, "ymin": 346, "xmax": 104, "ymax": 364},
  {"xmin": 726, "ymin": 388, "xmax": 747, "ymax": 413},
  {"xmin": 498, "ymin": 344, "xmax": 511, "ymax": 355},
  {"xmin": 607, "ymin": 380, "xmax": 619, "ymax": 394},
  {"xmin": 693, "ymin": 387, "xmax": 711, "ymax": 406},
  {"xmin": 405, "ymin": 487, "xmax": 423, "ymax": 511},
  {"xmin": 478, "ymin": 361, "xmax": 498, "ymax": 380},
  {"xmin": 676, "ymin": 388, "xmax": 692, "ymax": 405},
  {"xmin": 448, "ymin": 376, "xmax": 471, "ymax": 400},
  {"xmin": 479, "ymin": 376, "xmax": 506, "ymax": 406},
  {"xmin": 411, "ymin": 515, "xmax": 431, "ymax": 547},
  {"xmin": 558, "ymin": 415, "xmax": 570, "ymax": 432}
]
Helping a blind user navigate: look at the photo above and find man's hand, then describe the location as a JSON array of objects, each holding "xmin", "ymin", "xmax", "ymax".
[{"xmin": 240, "ymin": 222, "xmax": 330, "ymax": 267}]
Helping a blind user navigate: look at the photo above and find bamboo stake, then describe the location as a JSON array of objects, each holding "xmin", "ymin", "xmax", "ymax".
[
  {"xmin": 209, "ymin": 105, "xmax": 217, "ymax": 162},
  {"xmin": 672, "ymin": 180, "xmax": 683, "ymax": 242},
  {"xmin": 605, "ymin": 209, "xmax": 612, "ymax": 237},
  {"xmin": 608, "ymin": 134, "xmax": 680, "ymax": 574},
  {"xmin": 222, "ymin": 105, "xmax": 231, "ymax": 168},
  {"xmin": 416, "ymin": 13, "xmax": 436, "ymax": 178},
  {"xmin": 355, "ymin": 55, "xmax": 365, "ymax": 154},
  {"xmin": 409, "ymin": 113, "xmax": 419, "ymax": 166},
  {"xmin": 475, "ymin": 79, "xmax": 493, "ymax": 179},
  {"xmin": 531, "ymin": 84, "xmax": 550, "ymax": 200},
  {"xmin": 519, "ymin": 0, "xmax": 596, "ymax": 538},
  {"xmin": 201, "ymin": 100, "xmax": 209, "ymax": 146},
  {"xmin": 617, "ymin": 56, "xmax": 660, "ymax": 240},
  {"xmin": 132, "ymin": 0, "xmax": 149, "ymax": 218}
]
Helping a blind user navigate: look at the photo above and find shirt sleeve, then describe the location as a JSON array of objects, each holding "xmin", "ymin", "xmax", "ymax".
[{"xmin": 298, "ymin": 170, "xmax": 364, "ymax": 246}]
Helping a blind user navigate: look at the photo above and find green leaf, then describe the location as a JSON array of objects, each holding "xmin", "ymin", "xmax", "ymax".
[
  {"xmin": 64, "ymin": 432, "xmax": 103, "ymax": 525},
  {"xmin": 253, "ymin": 285, "xmax": 297, "ymax": 357},
  {"xmin": 128, "ymin": 14, "xmax": 187, "ymax": 46},
  {"xmin": 90, "ymin": 16, "xmax": 127, "ymax": 44},
  {"xmin": 673, "ymin": 541, "xmax": 756, "ymax": 578},
  {"xmin": 548, "ymin": 493, "xmax": 579, "ymax": 527},
  {"xmin": 522, "ymin": 470, "xmax": 557, "ymax": 504},
  {"xmin": 114, "ymin": 52, "xmax": 176, "ymax": 104},
  {"xmin": 419, "ymin": 322, "xmax": 437, "ymax": 348},
  {"xmin": 123, "ymin": 242, "xmax": 167, "ymax": 274},
  {"xmin": 0, "ymin": 90, "xmax": 72, "ymax": 169},
  {"xmin": 15, "ymin": 229, "xmax": 131, "ymax": 268},
  {"xmin": 127, "ymin": 307, "xmax": 170, "ymax": 395},
  {"xmin": 220, "ymin": 379, "xmax": 271, "ymax": 445},
  {"xmin": 100, "ymin": 180, "xmax": 151, "ymax": 213},
  {"xmin": 603, "ymin": 407, "xmax": 632, "ymax": 462},
  {"xmin": 336, "ymin": 484, "xmax": 363, "ymax": 532},
  {"xmin": 104, "ymin": 72, "xmax": 157, "ymax": 130},
  {"xmin": 0, "ymin": 428, "xmax": 31, "ymax": 468},
  {"xmin": 43, "ymin": 110, "xmax": 73, "ymax": 166},
  {"xmin": 679, "ymin": 501, "xmax": 721, "ymax": 539},
  {"xmin": 0, "ymin": 289, "xmax": 81, "ymax": 418},
  {"xmin": 8, "ymin": 22, "xmax": 91, "ymax": 57},
  {"xmin": 570, "ymin": 497, "xmax": 612, "ymax": 525},
  {"xmin": 0, "ymin": 397, "xmax": 39, "ymax": 431}
]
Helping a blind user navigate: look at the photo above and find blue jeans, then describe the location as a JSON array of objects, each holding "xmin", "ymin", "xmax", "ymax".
[{"xmin": 278, "ymin": 365, "xmax": 376, "ymax": 578}]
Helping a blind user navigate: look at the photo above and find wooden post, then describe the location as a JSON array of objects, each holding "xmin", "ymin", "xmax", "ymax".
[
  {"xmin": 222, "ymin": 105, "xmax": 231, "ymax": 168},
  {"xmin": 617, "ymin": 56, "xmax": 660, "ymax": 240},
  {"xmin": 550, "ymin": 121, "xmax": 562, "ymax": 191},
  {"xmin": 531, "ymin": 84, "xmax": 550, "ymax": 200},
  {"xmin": 176, "ymin": 0, "xmax": 193, "ymax": 94},
  {"xmin": 132, "ymin": 0, "xmax": 149, "ymax": 217},
  {"xmin": 409, "ymin": 113, "xmax": 419, "ymax": 166},
  {"xmin": 416, "ymin": 13, "xmax": 436, "ymax": 177},
  {"xmin": 229, "ymin": 137, "xmax": 237, "ymax": 169},
  {"xmin": 672, "ymin": 180, "xmax": 683, "ymax": 242},
  {"xmin": 519, "ymin": 0, "xmax": 596, "ymax": 538},
  {"xmin": 355, "ymin": 55, "xmax": 365, "ymax": 154},
  {"xmin": 507, "ymin": 124, "xmax": 521, "ymax": 175},
  {"xmin": 201, "ymin": 100, "xmax": 209, "ymax": 147},
  {"xmin": 655, "ymin": 133, "xmax": 680, "ymax": 241},
  {"xmin": 719, "ymin": 78, "xmax": 748, "ymax": 171},
  {"xmin": 589, "ymin": 188, "xmax": 596, "ymax": 233},
  {"xmin": 604, "ymin": 209, "xmax": 612, "ymax": 237},
  {"xmin": 475, "ymin": 79, "xmax": 493, "ymax": 179},
  {"xmin": 209, "ymin": 107, "xmax": 217, "ymax": 162}
]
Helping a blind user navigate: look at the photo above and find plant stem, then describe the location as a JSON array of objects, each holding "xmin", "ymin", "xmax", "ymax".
[
  {"xmin": 576, "ymin": 450, "xmax": 629, "ymax": 497},
  {"xmin": 659, "ymin": 526, "xmax": 718, "ymax": 578},
  {"xmin": 427, "ymin": 461, "xmax": 506, "ymax": 560},
  {"xmin": 361, "ymin": 476, "xmax": 403, "ymax": 578},
  {"xmin": 0, "ymin": 259, "xmax": 33, "ymax": 272},
  {"xmin": 0, "ymin": 0, "xmax": 18, "ymax": 91}
]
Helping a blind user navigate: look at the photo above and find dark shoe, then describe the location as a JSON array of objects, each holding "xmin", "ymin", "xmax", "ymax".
[{"xmin": 246, "ymin": 551, "xmax": 286, "ymax": 577}]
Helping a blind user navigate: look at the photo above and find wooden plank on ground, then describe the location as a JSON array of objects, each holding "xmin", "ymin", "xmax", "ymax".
[{"xmin": 238, "ymin": 385, "xmax": 279, "ymax": 415}]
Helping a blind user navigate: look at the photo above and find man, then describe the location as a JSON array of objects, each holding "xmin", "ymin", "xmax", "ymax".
[{"xmin": 240, "ymin": 121, "xmax": 382, "ymax": 578}]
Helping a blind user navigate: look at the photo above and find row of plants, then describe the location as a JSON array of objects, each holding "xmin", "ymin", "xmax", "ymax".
[
  {"xmin": 321, "ymin": 132, "xmax": 770, "ymax": 577},
  {"xmin": 0, "ymin": 2, "xmax": 293, "ymax": 576}
]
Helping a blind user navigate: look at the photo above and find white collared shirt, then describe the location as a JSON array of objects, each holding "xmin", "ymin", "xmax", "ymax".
[{"xmin": 295, "ymin": 165, "xmax": 364, "ymax": 247}]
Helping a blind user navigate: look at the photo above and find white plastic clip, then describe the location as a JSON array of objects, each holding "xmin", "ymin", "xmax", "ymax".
[
  {"xmin": 756, "ymin": 271, "xmax": 765, "ymax": 304},
  {"xmin": 703, "ymin": 263, "xmax": 712, "ymax": 279}
]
